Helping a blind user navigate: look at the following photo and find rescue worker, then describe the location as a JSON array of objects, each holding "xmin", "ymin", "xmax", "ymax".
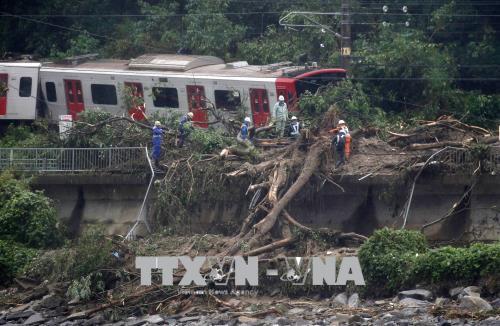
[
  {"xmin": 237, "ymin": 117, "xmax": 252, "ymax": 144},
  {"xmin": 330, "ymin": 119, "xmax": 349, "ymax": 168},
  {"xmin": 151, "ymin": 121, "xmax": 163, "ymax": 167},
  {"xmin": 273, "ymin": 95, "xmax": 288, "ymax": 137},
  {"xmin": 289, "ymin": 116, "xmax": 300, "ymax": 138},
  {"xmin": 177, "ymin": 112, "xmax": 194, "ymax": 148}
]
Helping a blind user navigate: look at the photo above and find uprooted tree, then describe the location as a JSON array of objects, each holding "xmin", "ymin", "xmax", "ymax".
[{"xmin": 67, "ymin": 104, "xmax": 499, "ymax": 257}]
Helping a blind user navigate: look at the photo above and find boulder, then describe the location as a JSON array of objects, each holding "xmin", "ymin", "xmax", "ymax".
[
  {"xmin": 490, "ymin": 298, "xmax": 500, "ymax": 309},
  {"xmin": 144, "ymin": 315, "xmax": 163, "ymax": 324},
  {"xmin": 398, "ymin": 298, "xmax": 430, "ymax": 307},
  {"xmin": 462, "ymin": 286, "xmax": 481, "ymax": 297},
  {"xmin": 348, "ymin": 293, "xmax": 360, "ymax": 308},
  {"xmin": 434, "ymin": 297, "xmax": 450, "ymax": 307},
  {"xmin": 332, "ymin": 292, "xmax": 348, "ymax": 306},
  {"xmin": 397, "ymin": 289, "xmax": 433, "ymax": 301},
  {"xmin": 23, "ymin": 313, "xmax": 45, "ymax": 325},
  {"xmin": 237, "ymin": 316, "xmax": 259, "ymax": 325},
  {"xmin": 5, "ymin": 309, "xmax": 35, "ymax": 321},
  {"xmin": 459, "ymin": 296, "xmax": 492, "ymax": 312},
  {"xmin": 449, "ymin": 287, "xmax": 464, "ymax": 298}
]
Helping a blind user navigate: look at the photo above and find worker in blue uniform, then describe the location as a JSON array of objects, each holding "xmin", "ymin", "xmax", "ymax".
[
  {"xmin": 152, "ymin": 121, "xmax": 164, "ymax": 167},
  {"xmin": 177, "ymin": 112, "xmax": 194, "ymax": 148}
]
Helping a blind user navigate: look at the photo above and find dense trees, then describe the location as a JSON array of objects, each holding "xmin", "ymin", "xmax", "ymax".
[{"xmin": 0, "ymin": 0, "xmax": 498, "ymax": 127}]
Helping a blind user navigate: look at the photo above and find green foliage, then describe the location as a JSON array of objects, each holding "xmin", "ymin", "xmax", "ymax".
[
  {"xmin": 67, "ymin": 272, "xmax": 105, "ymax": 302},
  {"xmin": 0, "ymin": 240, "xmax": 37, "ymax": 284},
  {"xmin": 22, "ymin": 226, "xmax": 114, "ymax": 282},
  {"xmin": 358, "ymin": 228, "xmax": 428, "ymax": 295},
  {"xmin": 189, "ymin": 128, "xmax": 232, "ymax": 153},
  {"xmin": 63, "ymin": 109, "xmax": 150, "ymax": 148},
  {"xmin": 360, "ymin": 228, "xmax": 500, "ymax": 295},
  {"xmin": 0, "ymin": 122, "xmax": 57, "ymax": 148},
  {"xmin": 445, "ymin": 90, "xmax": 500, "ymax": 129},
  {"xmin": 299, "ymin": 80, "xmax": 386, "ymax": 129},
  {"xmin": 353, "ymin": 29, "xmax": 455, "ymax": 115},
  {"xmin": 411, "ymin": 243, "xmax": 500, "ymax": 287},
  {"xmin": 0, "ymin": 172, "xmax": 63, "ymax": 249},
  {"xmin": 183, "ymin": 0, "xmax": 246, "ymax": 59}
]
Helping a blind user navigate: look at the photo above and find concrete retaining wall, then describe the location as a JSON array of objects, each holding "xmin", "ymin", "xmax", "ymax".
[{"xmin": 32, "ymin": 173, "xmax": 500, "ymax": 241}]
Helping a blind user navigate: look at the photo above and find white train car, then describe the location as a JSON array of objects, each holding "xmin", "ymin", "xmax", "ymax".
[
  {"xmin": 39, "ymin": 54, "xmax": 346, "ymax": 127},
  {"xmin": 0, "ymin": 62, "xmax": 41, "ymax": 120}
]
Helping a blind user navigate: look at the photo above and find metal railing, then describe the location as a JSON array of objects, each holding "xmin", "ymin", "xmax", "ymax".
[
  {"xmin": 0, "ymin": 147, "xmax": 149, "ymax": 173},
  {"xmin": 431, "ymin": 147, "xmax": 500, "ymax": 173}
]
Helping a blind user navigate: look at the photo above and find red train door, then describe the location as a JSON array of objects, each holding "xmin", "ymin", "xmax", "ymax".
[
  {"xmin": 124, "ymin": 82, "xmax": 145, "ymax": 121},
  {"xmin": 186, "ymin": 85, "xmax": 208, "ymax": 128},
  {"xmin": 64, "ymin": 80, "xmax": 84, "ymax": 120},
  {"xmin": 276, "ymin": 78, "xmax": 298, "ymax": 112},
  {"xmin": 0, "ymin": 74, "xmax": 7, "ymax": 115},
  {"xmin": 250, "ymin": 88, "xmax": 270, "ymax": 127}
]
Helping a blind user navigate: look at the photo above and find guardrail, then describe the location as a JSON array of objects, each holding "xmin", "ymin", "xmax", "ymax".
[
  {"xmin": 0, "ymin": 147, "xmax": 149, "ymax": 173},
  {"xmin": 433, "ymin": 146, "xmax": 500, "ymax": 173}
]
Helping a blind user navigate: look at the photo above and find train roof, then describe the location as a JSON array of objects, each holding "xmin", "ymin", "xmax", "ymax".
[{"xmin": 41, "ymin": 54, "xmax": 309, "ymax": 78}]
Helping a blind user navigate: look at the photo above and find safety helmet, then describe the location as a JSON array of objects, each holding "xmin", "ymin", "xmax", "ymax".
[
  {"xmin": 244, "ymin": 117, "xmax": 251, "ymax": 123},
  {"xmin": 187, "ymin": 112, "xmax": 194, "ymax": 118},
  {"xmin": 278, "ymin": 95, "xmax": 285, "ymax": 101},
  {"xmin": 154, "ymin": 121, "xmax": 161, "ymax": 126},
  {"xmin": 291, "ymin": 116, "xmax": 297, "ymax": 120},
  {"xmin": 338, "ymin": 119, "xmax": 346, "ymax": 125}
]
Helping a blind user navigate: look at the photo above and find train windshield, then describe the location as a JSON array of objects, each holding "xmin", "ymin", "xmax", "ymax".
[{"xmin": 294, "ymin": 69, "xmax": 347, "ymax": 97}]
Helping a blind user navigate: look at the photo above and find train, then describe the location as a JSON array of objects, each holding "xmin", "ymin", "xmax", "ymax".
[{"xmin": 0, "ymin": 54, "xmax": 346, "ymax": 127}]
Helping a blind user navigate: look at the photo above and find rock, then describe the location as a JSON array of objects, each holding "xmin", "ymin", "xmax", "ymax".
[
  {"xmin": 374, "ymin": 300, "xmax": 386, "ymax": 306},
  {"xmin": 33, "ymin": 294, "xmax": 65, "ymax": 311},
  {"xmin": 398, "ymin": 289, "xmax": 433, "ymax": 301},
  {"xmin": 275, "ymin": 317, "xmax": 290, "ymax": 325},
  {"xmin": 348, "ymin": 293, "xmax": 360, "ymax": 308},
  {"xmin": 449, "ymin": 287, "xmax": 464, "ymax": 298},
  {"xmin": 83, "ymin": 314, "xmax": 105, "ymax": 326},
  {"xmin": 490, "ymin": 298, "xmax": 500, "ymax": 309},
  {"xmin": 5, "ymin": 310, "xmax": 35, "ymax": 321},
  {"xmin": 332, "ymin": 292, "xmax": 348, "ymax": 306},
  {"xmin": 237, "ymin": 316, "xmax": 259, "ymax": 324},
  {"xmin": 287, "ymin": 308, "xmax": 305, "ymax": 315},
  {"xmin": 9, "ymin": 304, "xmax": 31, "ymax": 313},
  {"xmin": 398, "ymin": 298, "xmax": 430, "ymax": 307},
  {"xmin": 459, "ymin": 295, "xmax": 492, "ymax": 311},
  {"xmin": 348, "ymin": 314, "xmax": 364, "ymax": 323},
  {"xmin": 124, "ymin": 318, "xmax": 146, "ymax": 326},
  {"xmin": 178, "ymin": 316, "xmax": 200, "ymax": 323},
  {"xmin": 144, "ymin": 315, "xmax": 163, "ymax": 324},
  {"xmin": 462, "ymin": 286, "xmax": 481, "ymax": 297},
  {"xmin": 23, "ymin": 313, "xmax": 45, "ymax": 325},
  {"xmin": 434, "ymin": 297, "xmax": 450, "ymax": 307},
  {"xmin": 334, "ymin": 313, "xmax": 350, "ymax": 323},
  {"xmin": 65, "ymin": 311, "xmax": 87, "ymax": 321}
]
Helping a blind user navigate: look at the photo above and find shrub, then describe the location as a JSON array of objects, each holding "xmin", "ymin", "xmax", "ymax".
[
  {"xmin": 358, "ymin": 228, "xmax": 428, "ymax": 296},
  {"xmin": 189, "ymin": 128, "xmax": 232, "ymax": 153},
  {"xmin": 0, "ymin": 240, "xmax": 37, "ymax": 284},
  {"xmin": 22, "ymin": 226, "xmax": 114, "ymax": 282},
  {"xmin": 411, "ymin": 242, "xmax": 500, "ymax": 287},
  {"xmin": 0, "ymin": 172, "xmax": 63, "ymax": 248}
]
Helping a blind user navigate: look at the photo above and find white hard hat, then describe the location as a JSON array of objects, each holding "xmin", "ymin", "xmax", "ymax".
[
  {"xmin": 291, "ymin": 116, "xmax": 297, "ymax": 120},
  {"xmin": 278, "ymin": 95, "xmax": 285, "ymax": 101},
  {"xmin": 154, "ymin": 121, "xmax": 161, "ymax": 126},
  {"xmin": 187, "ymin": 112, "xmax": 194, "ymax": 118},
  {"xmin": 338, "ymin": 119, "xmax": 346, "ymax": 125},
  {"xmin": 244, "ymin": 117, "xmax": 251, "ymax": 123}
]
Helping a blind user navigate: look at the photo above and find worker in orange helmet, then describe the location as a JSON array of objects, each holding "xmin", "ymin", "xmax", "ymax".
[{"xmin": 329, "ymin": 119, "xmax": 351, "ymax": 167}]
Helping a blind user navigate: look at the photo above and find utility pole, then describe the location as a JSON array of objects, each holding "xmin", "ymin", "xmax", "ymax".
[{"xmin": 340, "ymin": 0, "xmax": 351, "ymax": 73}]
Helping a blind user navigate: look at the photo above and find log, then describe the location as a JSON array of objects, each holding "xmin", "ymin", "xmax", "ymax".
[
  {"xmin": 244, "ymin": 237, "xmax": 295, "ymax": 256},
  {"xmin": 226, "ymin": 139, "xmax": 328, "ymax": 255},
  {"xmin": 407, "ymin": 140, "xmax": 467, "ymax": 151}
]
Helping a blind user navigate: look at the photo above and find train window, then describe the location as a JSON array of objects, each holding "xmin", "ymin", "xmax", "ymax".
[
  {"xmin": 214, "ymin": 90, "xmax": 241, "ymax": 111},
  {"xmin": 153, "ymin": 87, "xmax": 179, "ymax": 108},
  {"xmin": 45, "ymin": 82, "xmax": 57, "ymax": 102},
  {"xmin": 19, "ymin": 77, "xmax": 32, "ymax": 97},
  {"xmin": 91, "ymin": 84, "xmax": 117, "ymax": 105}
]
